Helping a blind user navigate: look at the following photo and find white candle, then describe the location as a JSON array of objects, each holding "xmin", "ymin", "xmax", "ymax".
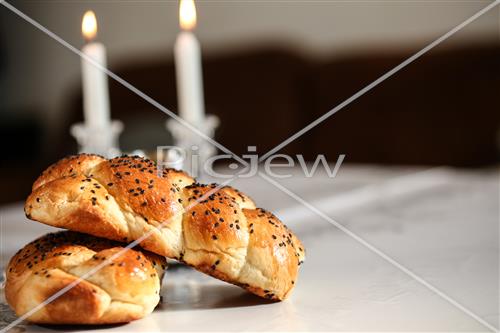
[
  {"xmin": 174, "ymin": 0, "xmax": 205, "ymax": 125},
  {"xmin": 81, "ymin": 11, "xmax": 110, "ymax": 130}
]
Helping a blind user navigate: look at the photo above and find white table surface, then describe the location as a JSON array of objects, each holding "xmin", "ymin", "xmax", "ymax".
[{"xmin": 0, "ymin": 165, "xmax": 498, "ymax": 332}]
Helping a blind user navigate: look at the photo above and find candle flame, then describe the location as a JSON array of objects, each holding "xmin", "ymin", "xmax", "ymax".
[
  {"xmin": 82, "ymin": 10, "xmax": 97, "ymax": 42},
  {"xmin": 179, "ymin": 0, "xmax": 197, "ymax": 31}
]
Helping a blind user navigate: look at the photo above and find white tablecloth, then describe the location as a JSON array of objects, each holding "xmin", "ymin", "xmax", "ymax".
[{"xmin": 0, "ymin": 165, "xmax": 498, "ymax": 331}]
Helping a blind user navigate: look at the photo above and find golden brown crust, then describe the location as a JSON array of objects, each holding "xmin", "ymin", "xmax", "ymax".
[
  {"xmin": 5, "ymin": 231, "xmax": 166, "ymax": 324},
  {"xmin": 25, "ymin": 154, "xmax": 305, "ymax": 300},
  {"xmin": 26, "ymin": 155, "xmax": 195, "ymax": 258},
  {"xmin": 239, "ymin": 208, "xmax": 305, "ymax": 299},
  {"xmin": 32, "ymin": 154, "xmax": 106, "ymax": 191}
]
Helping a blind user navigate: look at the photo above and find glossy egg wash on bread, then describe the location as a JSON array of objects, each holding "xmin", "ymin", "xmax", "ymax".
[
  {"xmin": 25, "ymin": 154, "xmax": 305, "ymax": 300},
  {"xmin": 5, "ymin": 231, "xmax": 166, "ymax": 324}
]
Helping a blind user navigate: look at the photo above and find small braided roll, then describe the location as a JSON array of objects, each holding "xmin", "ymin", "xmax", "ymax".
[
  {"xmin": 5, "ymin": 231, "xmax": 166, "ymax": 324},
  {"xmin": 25, "ymin": 154, "xmax": 305, "ymax": 300}
]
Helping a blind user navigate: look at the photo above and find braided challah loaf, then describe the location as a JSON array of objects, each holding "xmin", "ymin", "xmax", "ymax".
[
  {"xmin": 25, "ymin": 154, "xmax": 305, "ymax": 300},
  {"xmin": 5, "ymin": 231, "xmax": 166, "ymax": 324}
]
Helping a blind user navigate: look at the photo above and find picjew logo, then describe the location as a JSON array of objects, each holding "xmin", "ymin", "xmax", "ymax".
[{"xmin": 157, "ymin": 145, "xmax": 345, "ymax": 179}]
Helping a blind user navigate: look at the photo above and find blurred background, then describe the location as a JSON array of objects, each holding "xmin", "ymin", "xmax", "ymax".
[{"xmin": 0, "ymin": 0, "xmax": 499, "ymax": 204}]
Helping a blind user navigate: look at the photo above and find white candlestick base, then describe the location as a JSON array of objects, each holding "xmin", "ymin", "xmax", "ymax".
[
  {"xmin": 70, "ymin": 120, "xmax": 123, "ymax": 158},
  {"xmin": 165, "ymin": 115, "xmax": 219, "ymax": 179}
]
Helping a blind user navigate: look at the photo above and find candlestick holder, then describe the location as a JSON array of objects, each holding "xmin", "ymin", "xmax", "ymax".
[
  {"xmin": 165, "ymin": 115, "xmax": 219, "ymax": 179},
  {"xmin": 70, "ymin": 120, "xmax": 123, "ymax": 158}
]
